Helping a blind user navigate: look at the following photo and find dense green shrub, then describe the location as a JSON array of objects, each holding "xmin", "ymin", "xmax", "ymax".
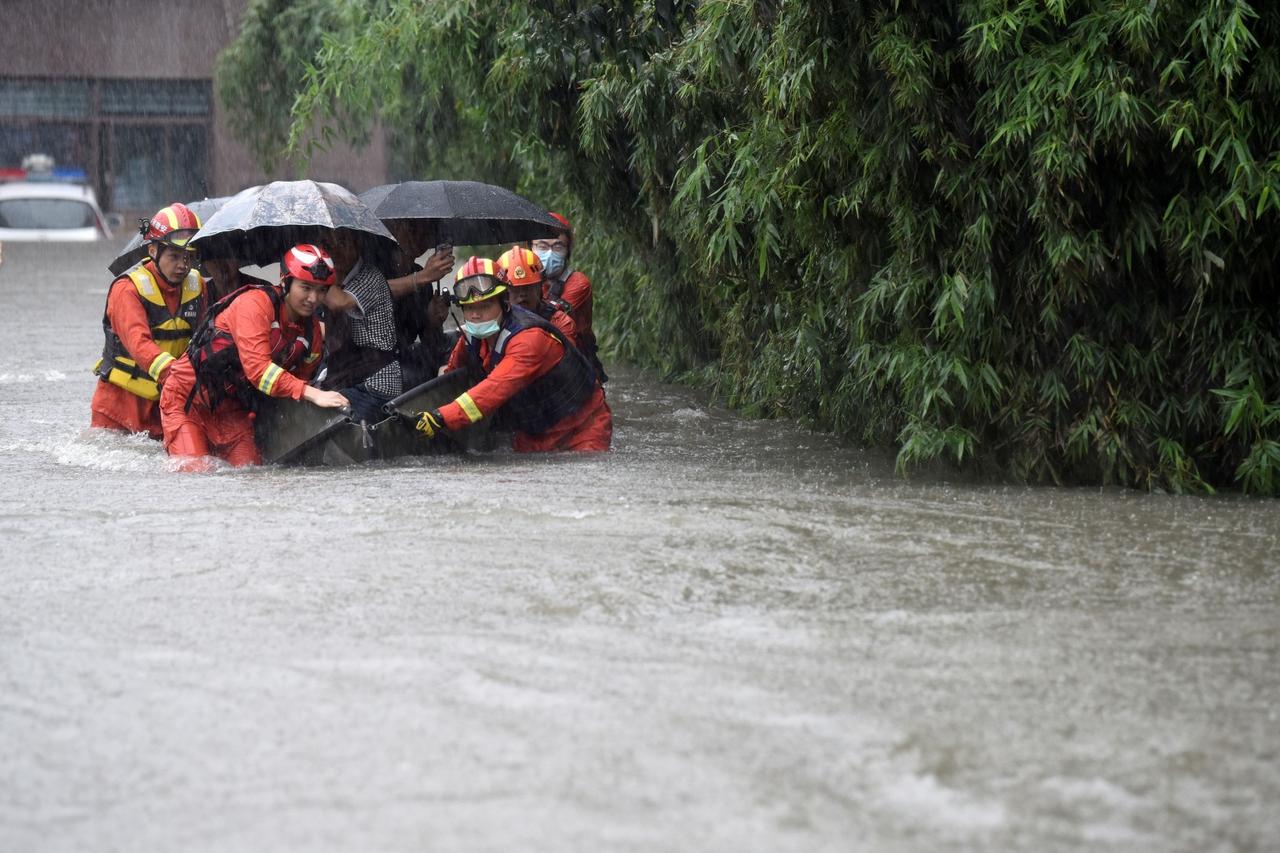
[{"xmin": 220, "ymin": 0, "xmax": 1280, "ymax": 493}]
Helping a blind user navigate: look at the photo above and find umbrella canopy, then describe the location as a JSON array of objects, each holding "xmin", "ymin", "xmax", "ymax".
[
  {"xmin": 190, "ymin": 180, "xmax": 397, "ymax": 267},
  {"xmin": 359, "ymin": 180, "xmax": 563, "ymax": 247},
  {"xmin": 107, "ymin": 195, "xmax": 238, "ymax": 276}
]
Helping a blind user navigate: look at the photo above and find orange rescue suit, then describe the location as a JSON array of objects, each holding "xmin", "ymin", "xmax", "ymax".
[
  {"xmin": 90, "ymin": 261, "xmax": 206, "ymax": 439},
  {"xmin": 159, "ymin": 287, "xmax": 323, "ymax": 468},
  {"xmin": 443, "ymin": 322, "xmax": 611, "ymax": 452}
]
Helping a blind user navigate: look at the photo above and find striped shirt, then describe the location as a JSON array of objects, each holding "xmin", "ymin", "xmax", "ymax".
[{"xmin": 341, "ymin": 259, "xmax": 402, "ymax": 397}]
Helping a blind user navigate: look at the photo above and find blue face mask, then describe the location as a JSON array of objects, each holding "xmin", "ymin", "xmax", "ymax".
[
  {"xmin": 463, "ymin": 318, "xmax": 501, "ymax": 340},
  {"xmin": 537, "ymin": 249, "xmax": 566, "ymax": 279}
]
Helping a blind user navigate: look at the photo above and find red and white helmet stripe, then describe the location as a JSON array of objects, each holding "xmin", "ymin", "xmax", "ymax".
[{"xmin": 283, "ymin": 243, "xmax": 336, "ymax": 286}]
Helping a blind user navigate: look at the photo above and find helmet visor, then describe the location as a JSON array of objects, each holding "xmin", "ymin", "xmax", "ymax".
[
  {"xmin": 453, "ymin": 274, "xmax": 505, "ymax": 304},
  {"xmin": 160, "ymin": 229, "xmax": 199, "ymax": 250}
]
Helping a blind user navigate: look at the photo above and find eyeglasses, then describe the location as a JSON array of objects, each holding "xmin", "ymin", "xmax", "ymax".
[
  {"xmin": 531, "ymin": 239, "xmax": 569, "ymax": 253},
  {"xmin": 453, "ymin": 274, "xmax": 504, "ymax": 302}
]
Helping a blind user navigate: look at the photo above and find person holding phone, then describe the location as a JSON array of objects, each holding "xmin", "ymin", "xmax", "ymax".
[{"xmin": 385, "ymin": 221, "xmax": 457, "ymax": 387}]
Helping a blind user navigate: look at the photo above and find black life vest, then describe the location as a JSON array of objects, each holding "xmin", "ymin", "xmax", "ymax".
[
  {"xmin": 94, "ymin": 262, "xmax": 205, "ymax": 400},
  {"xmin": 184, "ymin": 284, "xmax": 318, "ymax": 412},
  {"xmin": 544, "ymin": 268, "xmax": 607, "ymax": 383},
  {"xmin": 465, "ymin": 305, "xmax": 597, "ymax": 435},
  {"xmin": 534, "ymin": 300, "xmax": 572, "ymax": 327},
  {"xmin": 545, "ymin": 267, "xmax": 575, "ymax": 306}
]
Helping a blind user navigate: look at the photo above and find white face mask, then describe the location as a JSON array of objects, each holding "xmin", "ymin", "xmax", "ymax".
[
  {"xmin": 536, "ymin": 249, "xmax": 566, "ymax": 278},
  {"xmin": 463, "ymin": 318, "xmax": 501, "ymax": 340}
]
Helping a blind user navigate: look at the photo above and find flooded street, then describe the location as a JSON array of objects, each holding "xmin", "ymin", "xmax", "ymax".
[{"xmin": 1, "ymin": 241, "xmax": 1277, "ymax": 851}]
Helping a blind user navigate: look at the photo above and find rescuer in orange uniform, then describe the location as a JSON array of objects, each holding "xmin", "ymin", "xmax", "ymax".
[
  {"xmin": 415, "ymin": 257, "xmax": 611, "ymax": 452},
  {"xmin": 495, "ymin": 245, "xmax": 578, "ymax": 345},
  {"xmin": 90, "ymin": 202, "xmax": 208, "ymax": 439},
  {"xmin": 159, "ymin": 244, "xmax": 349, "ymax": 470},
  {"xmin": 533, "ymin": 212, "xmax": 605, "ymax": 381}
]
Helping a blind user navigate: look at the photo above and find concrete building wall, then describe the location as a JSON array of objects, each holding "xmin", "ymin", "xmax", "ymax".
[{"xmin": 0, "ymin": 0, "xmax": 387, "ymax": 210}]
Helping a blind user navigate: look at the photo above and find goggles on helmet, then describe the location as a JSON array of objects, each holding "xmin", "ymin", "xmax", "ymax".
[
  {"xmin": 157, "ymin": 229, "xmax": 199, "ymax": 250},
  {"xmin": 453, "ymin": 275, "xmax": 507, "ymax": 305},
  {"xmin": 453, "ymin": 256, "xmax": 507, "ymax": 304}
]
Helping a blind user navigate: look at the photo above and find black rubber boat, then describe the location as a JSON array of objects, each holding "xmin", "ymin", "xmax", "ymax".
[{"xmin": 254, "ymin": 368, "xmax": 493, "ymax": 465}]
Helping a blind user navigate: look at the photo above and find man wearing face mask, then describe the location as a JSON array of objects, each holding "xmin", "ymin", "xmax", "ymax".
[
  {"xmin": 495, "ymin": 245, "xmax": 577, "ymax": 345},
  {"xmin": 533, "ymin": 212, "xmax": 607, "ymax": 382},
  {"xmin": 414, "ymin": 256, "xmax": 611, "ymax": 452},
  {"xmin": 90, "ymin": 202, "xmax": 208, "ymax": 439}
]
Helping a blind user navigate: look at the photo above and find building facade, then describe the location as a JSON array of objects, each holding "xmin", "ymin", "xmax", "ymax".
[{"xmin": 0, "ymin": 0, "xmax": 387, "ymax": 217}]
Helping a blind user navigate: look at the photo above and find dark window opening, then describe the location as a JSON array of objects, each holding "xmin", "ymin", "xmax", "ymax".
[{"xmin": 0, "ymin": 77, "xmax": 212, "ymax": 213}]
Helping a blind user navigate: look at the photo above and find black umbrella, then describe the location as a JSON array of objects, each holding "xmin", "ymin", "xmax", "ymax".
[
  {"xmin": 358, "ymin": 180, "xmax": 563, "ymax": 247},
  {"xmin": 107, "ymin": 195, "xmax": 238, "ymax": 276},
  {"xmin": 190, "ymin": 180, "xmax": 398, "ymax": 267}
]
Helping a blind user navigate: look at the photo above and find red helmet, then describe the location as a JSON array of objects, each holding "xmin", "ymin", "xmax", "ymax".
[
  {"xmin": 282, "ymin": 243, "xmax": 336, "ymax": 286},
  {"xmin": 143, "ymin": 203, "xmax": 201, "ymax": 248},
  {"xmin": 549, "ymin": 211, "xmax": 572, "ymax": 234},
  {"xmin": 496, "ymin": 245, "xmax": 544, "ymax": 287},
  {"xmin": 453, "ymin": 256, "xmax": 507, "ymax": 305}
]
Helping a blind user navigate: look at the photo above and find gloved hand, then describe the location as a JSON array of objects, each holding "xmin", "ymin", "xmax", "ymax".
[{"xmin": 415, "ymin": 408, "xmax": 446, "ymax": 439}]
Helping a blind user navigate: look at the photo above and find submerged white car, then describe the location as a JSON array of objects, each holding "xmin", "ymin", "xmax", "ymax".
[{"xmin": 0, "ymin": 181, "xmax": 112, "ymax": 241}]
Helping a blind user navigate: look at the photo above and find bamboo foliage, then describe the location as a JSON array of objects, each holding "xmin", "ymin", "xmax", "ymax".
[{"xmin": 220, "ymin": 0, "xmax": 1280, "ymax": 493}]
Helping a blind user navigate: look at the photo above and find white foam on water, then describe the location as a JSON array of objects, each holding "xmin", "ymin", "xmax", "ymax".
[
  {"xmin": 1040, "ymin": 775, "xmax": 1142, "ymax": 808},
  {"xmin": 1037, "ymin": 775, "xmax": 1150, "ymax": 844},
  {"xmin": 672, "ymin": 407, "xmax": 710, "ymax": 420},
  {"xmin": 0, "ymin": 369, "xmax": 72, "ymax": 383},
  {"xmin": 2, "ymin": 428, "xmax": 230, "ymax": 475},
  {"xmin": 877, "ymin": 768, "xmax": 1007, "ymax": 831}
]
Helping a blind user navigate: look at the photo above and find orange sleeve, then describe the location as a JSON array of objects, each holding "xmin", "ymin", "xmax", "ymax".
[
  {"xmin": 224, "ymin": 290, "xmax": 310, "ymax": 400},
  {"xmin": 445, "ymin": 336, "xmax": 466, "ymax": 372},
  {"xmin": 105, "ymin": 278, "xmax": 172, "ymax": 381},
  {"xmin": 439, "ymin": 330, "xmax": 559, "ymax": 430},
  {"xmin": 559, "ymin": 271, "xmax": 592, "ymax": 313},
  {"xmin": 552, "ymin": 310, "xmax": 579, "ymax": 348}
]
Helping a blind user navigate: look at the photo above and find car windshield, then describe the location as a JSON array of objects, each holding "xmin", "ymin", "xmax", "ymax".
[{"xmin": 0, "ymin": 198, "xmax": 96, "ymax": 229}]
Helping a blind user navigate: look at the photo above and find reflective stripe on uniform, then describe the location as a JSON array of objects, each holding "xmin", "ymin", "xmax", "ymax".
[
  {"xmin": 148, "ymin": 351, "xmax": 175, "ymax": 380},
  {"xmin": 258, "ymin": 363, "xmax": 284, "ymax": 395},
  {"xmin": 130, "ymin": 267, "xmax": 160, "ymax": 301},
  {"xmin": 456, "ymin": 392, "xmax": 484, "ymax": 423},
  {"xmin": 180, "ymin": 271, "xmax": 203, "ymax": 302},
  {"xmin": 128, "ymin": 265, "xmax": 203, "ymax": 309}
]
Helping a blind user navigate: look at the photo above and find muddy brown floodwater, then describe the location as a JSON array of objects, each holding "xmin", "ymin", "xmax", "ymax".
[{"xmin": 1, "ymin": 241, "xmax": 1277, "ymax": 851}]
